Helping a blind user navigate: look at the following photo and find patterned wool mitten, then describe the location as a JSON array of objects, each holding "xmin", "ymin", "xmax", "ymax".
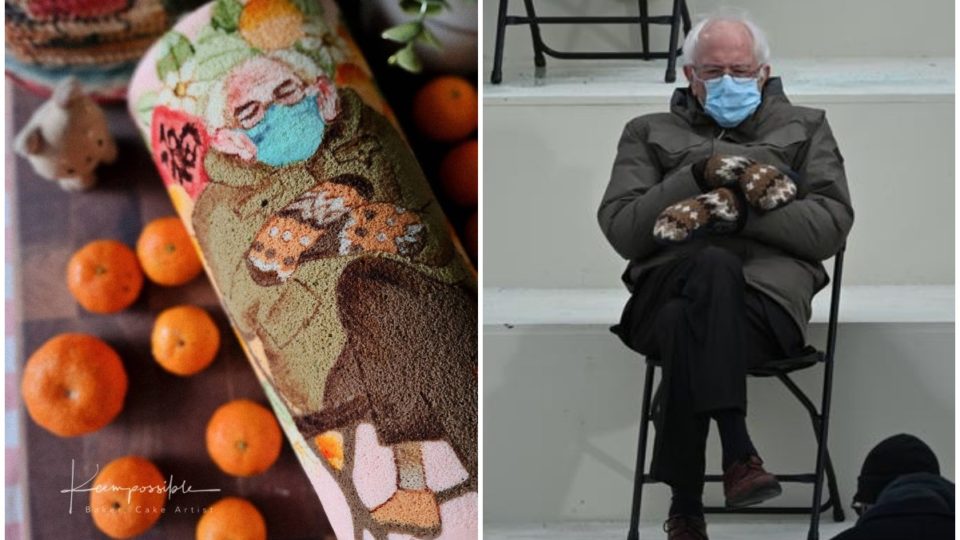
[
  {"xmin": 653, "ymin": 187, "xmax": 743, "ymax": 244},
  {"xmin": 693, "ymin": 155, "xmax": 797, "ymax": 211},
  {"xmin": 737, "ymin": 161, "xmax": 798, "ymax": 211}
]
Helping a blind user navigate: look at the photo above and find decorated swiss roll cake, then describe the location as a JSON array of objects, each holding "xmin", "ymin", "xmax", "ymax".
[{"xmin": 127, "ymin": 1, "xmax": 477, "ymax": 538}]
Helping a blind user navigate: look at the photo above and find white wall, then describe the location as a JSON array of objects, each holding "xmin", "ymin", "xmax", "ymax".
[
  {"xmin": 484, "ymin": 323, "xmax": 955, "ymax": 523},
  {"xmin": 483, "ymin": 96, "xmax": 955, "ymax": 288},
  {"xmin": 483, "ymin": 0, "xmax": 955, "ymax": 71}
]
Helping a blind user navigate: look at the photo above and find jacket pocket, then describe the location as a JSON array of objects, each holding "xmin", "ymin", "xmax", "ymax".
[
  {"xmin": 745, "ymin": 122, "xmax": 808, "ymax": 173},
  {"xmin": 647, "ymin": 129, "xmax": 710, "ymax": 171},
  {"xmin": 259, "ymin": 279, "xmax": 322, "ymax": 349}
]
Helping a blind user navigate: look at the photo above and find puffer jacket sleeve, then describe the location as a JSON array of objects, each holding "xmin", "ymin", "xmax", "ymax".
[
  {"xmin": 597, "ymin": 118, "xmax": 701, "ymax": 260},
  {"xmin": 740, "ymin": 113, "xmax": 854, "ymax": 261}
]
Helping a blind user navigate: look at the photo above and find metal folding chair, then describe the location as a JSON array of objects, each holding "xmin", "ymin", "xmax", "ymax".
[
  {"xmin": 490, "ymin": 0, "xmax": 692, "ymax": 84},
  {"xmin": 627, "ymin": 245, "xmax": 848, "ymax": 540}
]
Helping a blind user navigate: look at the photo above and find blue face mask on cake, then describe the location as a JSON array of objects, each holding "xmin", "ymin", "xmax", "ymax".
[
  {"xmin": 243, "ymin": 95, "xmax": 325, "ymax": 167},
  {"xmin": 702, "ymin": 74, "xmax": 762, "ymax": 128}
]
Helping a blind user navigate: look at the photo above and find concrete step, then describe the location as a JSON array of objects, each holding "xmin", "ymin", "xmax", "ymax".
[
  {"xmin": 483, "ymin": 285, "xmax": 955, "ymax": 327},
  {"xmin": 485, "ymin": 58, "xmax": 953, "ymax": 104},
  {"xmin": 482, "ymin": 0, "xmax": 953, "ymax": 70},
  {"xmin": 482, "ymin": 59, "xmax": 954, "ymax": 289},
  {"xmin": 483, "ymin": 321, "xmax": 955, "ymax": 523},
  {"xmin": 485, "ymin": 518, "xmax": 850, "ymax": 540}
]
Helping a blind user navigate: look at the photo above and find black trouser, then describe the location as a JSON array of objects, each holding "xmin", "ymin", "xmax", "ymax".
[{"xmin": 614, "ymin": 246, "xmax": 805, "ymax": 495}]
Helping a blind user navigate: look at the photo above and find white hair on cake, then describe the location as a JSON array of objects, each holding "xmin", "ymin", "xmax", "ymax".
[
  {"xmin": 204, "ymin": 78, "xmax": 228, "ymax": 129},
  {"xmin": 203, "ymin": 50, "xmax": 323, "ymax": 129},
  {"xmin": 267, "ymin": 49, "xmax": 323, "ymax": 82}
]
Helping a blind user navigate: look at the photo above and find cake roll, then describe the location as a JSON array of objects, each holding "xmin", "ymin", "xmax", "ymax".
[{"xmin": 127, "ymin": 1, "xmax": 477, "ymax": 538}]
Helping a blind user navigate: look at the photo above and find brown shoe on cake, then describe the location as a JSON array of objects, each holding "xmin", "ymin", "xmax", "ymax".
[
  {"xmin": 723, "ymin": 455, "xmax": 783, "ymax": 508},
  {"xmin": 663, "ymin": 515, "xmax": 708, "ymax": 540}
]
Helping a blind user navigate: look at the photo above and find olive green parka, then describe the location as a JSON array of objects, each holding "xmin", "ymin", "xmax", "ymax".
[{"xmin": 598, "ymin": 78, "xmax": 854, "ymax": 334}]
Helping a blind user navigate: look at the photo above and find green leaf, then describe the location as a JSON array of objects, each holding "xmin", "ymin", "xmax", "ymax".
[
  {"xmin": 422, "ymin": 0, "xmax": 450, "ymax": 13},
  {"xmin": 211, "ymin": 0, "xmax": 243, "ymax": 32},
  {"xmin": 155, "ymin": 32, "xmax": 195, "ymax": 81},
  {"xmin": 135, "ymin": 91, "xmax": 159, "ymax": 131},
  {"xmin": 388, "ymin": 43, "xmax": 422, "ymax": 73},
  {"xmin": 399, "ymin": 0, "xmax": 422, "ymax": 14},
  {"xmin": 192, "ymin": 30, "xmax": 256, "ymax": 81},
  {"xmin": 417, "ymin": 26, "xmax": 441, "ymax": 48},
  {"xmin": 382, "ymin": 21, "xmax": 422, "ymax": 43}
]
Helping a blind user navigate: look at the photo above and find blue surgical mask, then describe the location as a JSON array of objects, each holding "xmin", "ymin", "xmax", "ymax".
[
  {"xmin": 702, "ymin": 74, "xmax": 762, "ymax": 128},
  {"xmin": 243, "ymin": 94, "xmax": 325, "ymax": 167}
]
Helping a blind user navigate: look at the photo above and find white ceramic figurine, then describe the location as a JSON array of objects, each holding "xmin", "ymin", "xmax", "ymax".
[{"xmin": 14, "ymin": 77, "xmax": 117, "ymax": 191}]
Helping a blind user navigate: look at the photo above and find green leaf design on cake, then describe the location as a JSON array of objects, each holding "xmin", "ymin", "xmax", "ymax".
[
  {"xmin": 212, "ymin": 0, "xmax": 243, "ymax": 31},
  {"xmin": 155, "ymin": 32, "xmax": 196, "ymax": 81}
]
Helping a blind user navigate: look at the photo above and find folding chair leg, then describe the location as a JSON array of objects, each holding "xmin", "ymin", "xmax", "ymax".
[
  {"xmin": 490, "ymin": 0, "xmax": 509, "ymax": 84},
  {"xmin": 638, "ymin": 0, "xmax": 650, "ymax": 55},
  {"xmin": 808, "ymin": 361, "xmax": 838, "ymax": 539},
  {"xmin": 664, "ymin": 0, "xmax": 682, "ymax": 83},
  {"xmin": 773, "ymin": 371, "xmax": 844, "ymax": 538},
  {"xmin": 628, "ymin": 363, "xmax": 656, "ymax": 540},
  {"xmin": 824, "ymin": 450, "xmax": 845, "ymax": 522},
  {"xmin": 521, "ymin": 0, "xmax": 547, "ymax": 68},
  {"xmin": 680, "ymin": 0, "xmax": 692, "ymax": 34},
  {"xmin": 808, "ymin": 444, "xmax": 831, "ymax": 539}
]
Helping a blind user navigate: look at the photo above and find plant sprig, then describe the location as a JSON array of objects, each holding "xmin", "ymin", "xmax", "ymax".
[{"xmin": 382, "ymin": 0, "xmax": 450, "ymax": 73}]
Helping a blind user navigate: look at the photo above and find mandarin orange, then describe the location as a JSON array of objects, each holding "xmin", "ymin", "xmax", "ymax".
[
  {"xmin": 151, "ymin": 305, "xmax": 220, "ymax": 376},
  {"xmin": 439, "ymin": 139, "xmax": 478, "ymax": 207},
  {"xmin": 412, "ymin": 76, "xmax": 478, "ymax": 142},
  {"xmin": 90, "ymin": 456, "xmax": 166, "ymax": 539},
  {"xmin": 66, "ymin": 240, "xmax": 143, "ymax": 313},
  {"xmin": 136, "ymin": 216, "xmax": 204, "ymax": 287},
  {"xmin": 196, "ymin": 496, "xmax": 267, "ymax": 540},
  {"xmin": 21, "ymin": 333, "xmax": 127, "ymax": 437},
  {"xmin": 206, "ymin": 399, "xmax": 282, "ymax": 477}
]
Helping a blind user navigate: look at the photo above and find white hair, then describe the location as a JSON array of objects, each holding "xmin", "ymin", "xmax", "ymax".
[
  {"xmin": 204, "ymin": 50, "xmax": 322, "ymax": 129},
  {"xmin": 680, "ymin": 10, "xmax": 770, "ymax": 67}
]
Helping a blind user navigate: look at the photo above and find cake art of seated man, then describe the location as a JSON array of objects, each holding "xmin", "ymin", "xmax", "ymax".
[
  {"xmin": 183, "ymin": 48, "xmax": 475, "ymax": 538},
  {"xmin": 597, "ymin": 11, "xmax": 854, "ymax": 540},
  {"xmin": 133, "ymin": 2, "xmax": 477, "ymax": 537}
]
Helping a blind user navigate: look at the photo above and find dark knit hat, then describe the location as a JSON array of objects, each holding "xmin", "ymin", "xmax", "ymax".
[{"xmin": 854, "ymin": 434, "xmax": 940, "ymax": 505}]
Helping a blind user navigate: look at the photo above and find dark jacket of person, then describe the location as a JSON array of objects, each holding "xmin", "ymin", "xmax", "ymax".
[
  {"xmin": 831, "ymin": 472, "xmax": 955, "ymax": 540},
  {"xmin": 597, "ymin": 77, "xmax": 854, "ymax": 336}
]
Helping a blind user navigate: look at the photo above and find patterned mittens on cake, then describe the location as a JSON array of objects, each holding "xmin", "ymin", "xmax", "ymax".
[
  {"xmin": 693, "ymin": 154, "xmax": 798, "ymax": 211},
  {"xmin": 653, "ymin": 187, "xmax": 744, "ymax": 244}
]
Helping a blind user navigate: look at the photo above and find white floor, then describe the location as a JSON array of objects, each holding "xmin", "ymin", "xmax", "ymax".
[{"xmin": 486, "ymin": 517, "xmax": 851, "ymax": 540}]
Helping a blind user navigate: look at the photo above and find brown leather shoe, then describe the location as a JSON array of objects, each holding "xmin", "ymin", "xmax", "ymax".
[
  {"xmin": 663, "ymin": 515, "xmax": 708, "ymax": 540},
  {"xmin": 723, "ymin": 455, "xmax": 782, "ymax": 507}
]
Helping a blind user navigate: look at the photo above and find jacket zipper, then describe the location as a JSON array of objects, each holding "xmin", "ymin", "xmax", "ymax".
[{"xmin": 711, "ymin": 128, "xmax": 726, "ymax": 153}]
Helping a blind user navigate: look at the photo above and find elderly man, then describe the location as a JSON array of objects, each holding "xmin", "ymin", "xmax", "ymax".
[{"xmin": 597, "ymin": 13, "xmax": 854, "ymax": 540}]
